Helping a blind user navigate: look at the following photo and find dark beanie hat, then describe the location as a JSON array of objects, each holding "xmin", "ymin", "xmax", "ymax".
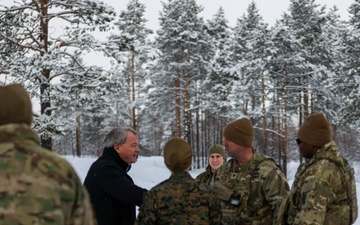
[
  {"xmin": 0, "ymin": 84, "xmax": 33, "ymax": 126},
  {"xmin": 164, "ymin": 137, "xmax": 192, "ymax": 172},
  {"xmin": 223, "ymin": 118, "xmax": 253, "ymax": 147},
  {"xmin": 207, "ymin": 144, "xmax": 226, "ymax": 159},
  {"xmin": 298, "ymin": 112, "xmax": 331, "ymax": 147}
]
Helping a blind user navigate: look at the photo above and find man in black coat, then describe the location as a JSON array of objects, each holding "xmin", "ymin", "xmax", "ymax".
[{"xmin": 84, "ymin": 127, "xmax": 148, "ymax": 225}]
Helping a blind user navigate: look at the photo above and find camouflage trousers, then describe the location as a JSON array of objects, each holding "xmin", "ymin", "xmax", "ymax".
[
  {"xmin": 222, "ymin": 209, "xmax": 245, "ymax": 225},
  {"xmin": 222, "ymin": 209, "xmax": 266, "ymax": 225}
]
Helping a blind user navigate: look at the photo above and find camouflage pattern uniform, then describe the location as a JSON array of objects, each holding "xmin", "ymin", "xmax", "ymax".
[
  {"xmin": 196, "ymin": 165, "xmax": 213, "ymax": 185},
  {"xmin": 214, "ymin": 149, "xmax": 289, "ymax": 225},
  {"xmin": 277, "ymin": 141, "xmax": 357, "ymax": 225},
  {"xmin": 0, "ymin": 123, "xmax": 97, "ymax": 225},
  {"xmin": 135, "ymin": 171, "xmax": 222, "ymax": 225}
]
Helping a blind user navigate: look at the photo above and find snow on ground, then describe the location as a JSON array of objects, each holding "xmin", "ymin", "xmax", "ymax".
[{"xmin": 64, "ymin": 155, "xmax": 360, "ymax": 225}]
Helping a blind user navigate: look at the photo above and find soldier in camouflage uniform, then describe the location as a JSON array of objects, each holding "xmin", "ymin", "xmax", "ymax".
[
  {"xmin": 213, "ymin": 118, "xmax": 290, "ymax": 225},
  {"xmin": 196, "ymin": 144, "xmax": 226, "ymax": 185},
  {"xmin": 276, "ymin": 112, "xmax": 358, "ymax": 225},
  {"xmin": 136, "ymin": 137, "xmax": 222, "ymax": 225},
  {"xmin": 0, "ymin": 84, "xmax": 96, "ymax": 225}
]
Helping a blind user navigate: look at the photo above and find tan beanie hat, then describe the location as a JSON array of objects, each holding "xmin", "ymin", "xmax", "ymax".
[
  {"xmin": 0, "ymin": 84, "xmax": 33, "ymax": 126},
  {"xmin": 298, "ymin": 112, "xmax": 331, "ymax": 147},
  {"xmin": 164, "ymin": 137, "xmax": 192, "ymax": 172},
  {"xmin": 207, "ymin": 144, "xmax": 226, "ymax": 159},
  {"xmin": 223, "ymin": 118, "xmax": 253, "ymax": 147}
]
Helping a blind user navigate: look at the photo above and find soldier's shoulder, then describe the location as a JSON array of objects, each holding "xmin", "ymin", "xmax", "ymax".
[
  {"xmin": 307, "ymin": 158, "xmax": 342, "ymax": 178},
  {"xmin": 216, "ymin": 159, "xmax": 234, "ymax": 172},
  {"xmin": 255, "ymin": 155, "xmax": 280, "ymax": 171},
  {"xmin": 196, "ymin": 180, "xmax": 213, "ymax": 191},
  {"xmin": 6, "ymin": 142, "xmax": 80, "ymax": 187},
  {"xmin": 196, "ymin": 171, "xmax": 206, "ymax": 179},
  {"xmin": 308, "ymin": 158, "xmax": 338, "ymax": 172}
]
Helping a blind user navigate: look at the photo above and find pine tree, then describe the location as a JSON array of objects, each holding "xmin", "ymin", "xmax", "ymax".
[
  {"xmin": 268, "ymin": 16, "xmax": 304, "ymax": 172},
  {"xmin": 0, "ymin": 0, "xmax": 115, "ymax": 150},
  {"xmin": 340, "ymin": 0, "xmax": 360, "ymax": 129},
  {"xmin": 199, "ymin": 6, "xmax": 233, "ymax": 168},
  {"xmin": 203, "ymin": 7, "xmax": 233, "ymax": 131},
  {"xmin": 230, "ymin": 2, "xmax": 272, "ymax": 156},
  {"xmin": 287, "ymin": 0, "xmax": 335, "ymax": 119},
  {"xmin": 103, "ymin": 0, "xmax": 153, "ymax": 132},
  {"xmin": 148, "ymin": 0, "xmax": 212, "ymax": 149},
  {"xmin": 268, "ymin": 0, "xmax": 348, "ymax": 169},
  {"xmin": 230, "ymin": 2, "xmax": 268, "ymax": 115}
]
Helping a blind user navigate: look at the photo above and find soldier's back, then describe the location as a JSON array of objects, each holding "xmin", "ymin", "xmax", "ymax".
[
  {"xmin": 136, "ymin": 171, "xmax": 222, "ymax": 225},
  {"xmin": 0, "ymin": 124, "xmax": 95, "ymax": 225}
]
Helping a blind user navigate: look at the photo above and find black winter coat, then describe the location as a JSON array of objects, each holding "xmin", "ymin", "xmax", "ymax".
[{"xmin": 84, "ymin": 147, "xmax": 147, "ymax": 225}]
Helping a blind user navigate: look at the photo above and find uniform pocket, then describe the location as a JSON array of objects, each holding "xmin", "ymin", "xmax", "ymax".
[{"xmin": 300, "ymin": 182, "xmax": 315, "ymax": 208}]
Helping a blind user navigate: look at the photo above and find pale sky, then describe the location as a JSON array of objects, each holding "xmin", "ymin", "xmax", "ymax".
[
  {"xmin": 0, "ymin": 0, "xmax": 354, "ymax": 75},
  {"xmin": 112, "ymin": 0, "xmax": 353, "ymax": 30},
  {"xmin": 0, "ymin": 0, "xmax": 353, "ymax": 30},
  {"xmin": 0, "ymin": 0, "xmax": 355, "ymax": 115}
]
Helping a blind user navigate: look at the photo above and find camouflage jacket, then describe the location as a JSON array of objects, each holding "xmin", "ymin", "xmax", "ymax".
[
  {"xmin": 196, "ymin": 165, "xmax": 214, "ymax": 185},
  {"xmin": 214, "ymin": 149, "xmax": 289, "ymax": 225},
  {"xmin": 135, "ymin": 171, "xmax": 222, "ymax": 225},
  {"xmin": 278, "ymin": 141, "xmax": 357, "ymax": 225},
  {"xmin": 0, "ymin": 123, "xmax": 97, "ymax": 225}
]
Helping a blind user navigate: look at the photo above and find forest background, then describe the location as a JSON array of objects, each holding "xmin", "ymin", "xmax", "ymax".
[{"xmin": 0, "ymin": 0, "xmax": 359, "ymax": 177}]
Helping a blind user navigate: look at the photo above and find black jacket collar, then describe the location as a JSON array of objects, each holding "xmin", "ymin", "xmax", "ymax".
[{"xmin": 102, "ymin": 147, "xmax": 131, "ymax": 172}]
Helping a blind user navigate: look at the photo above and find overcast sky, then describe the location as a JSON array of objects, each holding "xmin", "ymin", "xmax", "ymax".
[
  {"xmin": 0, "ymin": 0, "xmax": 353, "ymax": 30},
  {"xmin": 0, "ymin": 0, "xmax": 354, "ymax": 78},
  {"xmin": 111, "ymin": 0, "xmax": 354, "ymax": 30}
]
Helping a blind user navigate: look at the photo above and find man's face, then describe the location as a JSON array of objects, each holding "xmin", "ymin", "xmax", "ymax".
[
  {"xmin": 209, "ymin": 153, "xmax": 224, "ymax": 172},
  {"xmin": 114, "ymin": 132, "xmax": 140, "ymax": 165},
  {"xmin": 222, "ymin": 138, "xmax": 242, "ymax": 158},
  {"xmin": 297, "ymin": 139, "xmax": 315, "ymax": 159}
]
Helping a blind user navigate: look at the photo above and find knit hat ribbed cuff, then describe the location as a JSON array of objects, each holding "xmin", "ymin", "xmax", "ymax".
[
  {"xmin": 298, "ymin": 112, "xmax": 331, "ymax": 147},
  {"xmin": 0, "ymin": 84, "xmax": 32, "ymax": 126},
  {"xmin": 207, "ymin": 144, "xmax": 226, "ymax": 159},
  {"xmin": 223, "ymin": 118, "xmax": 253, "ymax": 147},
  {"xmin": 164, "ymin": 137, "xmax": 192, "ymax": 172}
]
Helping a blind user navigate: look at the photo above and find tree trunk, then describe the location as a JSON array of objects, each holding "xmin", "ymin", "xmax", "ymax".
[
  {"xmin": 131, "ymin": 50, "xmax": 136, "ymax": 130},
  {"xmin": 261, "ymin": 76, "xmax": 267, "ymax": 155},
  {"xmin": 282, "ymin": 68, "xmax": 288, "ymax": 177},
  {"xmin": 39, "ymin": 0, "xmax": 52, "ymax": 150},
  {"xmin": 202, "ymin": 110, "xmax": 207, "ymax": 168},
  {"xmin": 183, "ymin": 68, "xmax": 191, "ymax": 145},
  {"xmin": 196, "ymin": 104, "xmax": 200, "ymax": 169},
  {"xmin": 76, "ymin": 113, "xmax": 81, "ymax": 157},
  {"xmin": 175, "ymin": 68, "xmax": 181, "ymax": 137}
]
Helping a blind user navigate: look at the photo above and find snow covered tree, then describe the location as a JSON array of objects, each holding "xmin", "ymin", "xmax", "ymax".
[
  {"xmin": 286, "ymin": 0, "xmax": 336, "ymax": 120},
  {"xmin": 0, "ymin": 0, "xmax": 115, "ymax": 150},
  {"xmin": 103, "ymin": 0, "xmax": 154, "ymax": 132},
  {"xmin": 267, "ymin": 16, "xmax": 304, "ymax": 172},
  {"xmin": 329, "ymin": 0, "xmax": 360, "ymax": 158},
  {"xmin": 203, "ymin": 7, "xmax": 233, "ymax": 132},
  {"xmin": 147, "ymin": 0, "xmax": 212, "ymax": 148},
  {"xmin": 268, "ymin": 1, "xmax": 351, "ymax": 171},
  {"xmin": 230, "ymin": 2, "xmax": 272, "ymax": 155},
  {"xmin": 231, "ymin": 2, "xmax": 267, "ymax": 116},
  {"xmin": 195, "ymin": 7, "xmax": 233, "ymax": 168},
  {"xmin": 339, "ymin": 0, "xmax": 360, "ymax": 130}
]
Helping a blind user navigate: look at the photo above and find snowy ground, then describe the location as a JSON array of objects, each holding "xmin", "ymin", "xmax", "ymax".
[{"xmin": 64, "ymin": 155, "xmax": 360, "ymax": 225}]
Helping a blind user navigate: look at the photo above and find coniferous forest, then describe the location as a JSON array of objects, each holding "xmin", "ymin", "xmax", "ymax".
[{"xmin": 1, "ymin": 0, "xmax": 359, "ymax": 176}]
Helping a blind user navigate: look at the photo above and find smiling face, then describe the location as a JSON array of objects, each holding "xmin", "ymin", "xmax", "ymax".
[
  {"xmin": 209, "ymin": 153, "xmax": 224, "ymax": 173},
  {"xmin": 114, "ymin": 131, "xmax": 140, "ymax": 165}
]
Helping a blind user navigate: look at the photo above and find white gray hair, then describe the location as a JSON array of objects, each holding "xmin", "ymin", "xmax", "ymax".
[{"xmin": 104, "ymin": 127, "xmax": 139, "ymax": 148}]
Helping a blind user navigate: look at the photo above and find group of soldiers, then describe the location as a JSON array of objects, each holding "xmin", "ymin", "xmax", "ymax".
[
  {"xmin": 136, "ymin": 114, "xmax": 358, "ymax": 225},
  {"xmin": 0, "ymin": 83, "xmax": 358, "ymax": 225}
]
